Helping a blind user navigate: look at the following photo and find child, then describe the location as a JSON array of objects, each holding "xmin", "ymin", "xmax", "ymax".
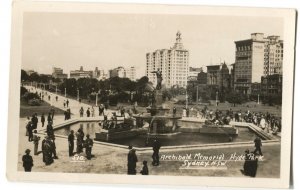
[{"xmin": 140, "ymin": 160, "xmax": 149, "ymax": 175}]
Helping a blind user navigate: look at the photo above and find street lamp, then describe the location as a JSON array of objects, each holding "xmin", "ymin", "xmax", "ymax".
[
  {"xmin": 64, "ymin": 87, "xmax": 67, "ymax": 97},
  {"xmin": 216, "ymin": 91, "xmax": 219, "ymax": 107},
  {"xmin": 258, "ymin": 94, "xmax": 260, "ymax": 104},
  {"xmin": 77, "ymin": 88, "xmax": 80, "ymax": 101},
  {"xmin": 95, "ymin": 92, "xmax": 98, "ymax": 106}
]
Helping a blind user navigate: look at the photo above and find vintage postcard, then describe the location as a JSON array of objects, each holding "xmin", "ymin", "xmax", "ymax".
[{"xmin": 7, "ymin": 1, "xmax": 296, "ymax": 189}]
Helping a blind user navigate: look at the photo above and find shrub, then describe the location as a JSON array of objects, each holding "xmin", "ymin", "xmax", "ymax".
[{"xmin": 28, "ymin": 98, "xmax": 41, "ymax": 106}]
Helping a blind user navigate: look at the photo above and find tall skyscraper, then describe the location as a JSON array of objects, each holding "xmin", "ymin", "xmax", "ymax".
[
  {"xmin": 146, "ymin": 31, "xmax": 189, "ymax": 88},
  {"xmin": 234, "ymin": 33, "xmax": 283, "ymax": 94}
]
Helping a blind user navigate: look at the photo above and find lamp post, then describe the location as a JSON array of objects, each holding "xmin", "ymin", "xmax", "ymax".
[
  {"xmin": 77, "ymin": 88, "xmax": 79, "ymax": 102},
  {"xmin": 216, "ymin": 91, "xmax": 219, "ymax": 107},
  {"xmin": 55, "ymin": 85, "xmax": 58, "ymax": 94},
  {"xmin": 258, "ymin": 94, "xmax": 260, "ymax": 104},
  {"xmin": 196, "ymin": 85, "xmax": 199, "ymax": 106},
  {"xmin": 185, "ymin": 89, "xmax": 188, "ymax": 109},
  {"xmin": 95, "ymin": 92, "xmax": 98, "ymax": 106},
  {"xmin": 64, "ymin": 88, "xmax": 66, "ymax": 97}
]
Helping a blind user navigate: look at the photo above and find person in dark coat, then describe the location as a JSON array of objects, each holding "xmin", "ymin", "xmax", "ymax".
[
  {"xmin": 46, "ymin": 122, "xmax": 54, "ymax": 138},
  {"xmin": 248, "ymin": 152, "xmax": 259, "ymax": 177},
  {"xmin": 152, "ymin": 138, "xmax": 161, "ymax": 166},
  {"xmin": 26, "ymin": 121, "xmax": 33, "ymax": 142},
  {"xmin": 79, "ymin": 107, "xmax": 84, "ymax": 117},
  {"xmin": 84, "ymin": 134, "xmax": 93, "ymax": 160},
  {"xmin": 22, "ymin": 149, "xmax": 33, "ymax": 172},
  {"xmin": 242, "ymin": 149, "xmax": 251, "ymax": 176},
  {"xmin": 47, "ymin": 112, "xmax": 52, "ymax": 124},
  {"xmin": 86, "ymin": 108, "xmax": 90, "ymax": 117},
  {"xmin": 68, "ymin": 130, "xmax": 74, "ymax": 156},
  {"xmin": 254, "ymin": 136, "xmax": 263, "ymax": 156},
  {"xmin": 66, "ymin": 99, "xmax": 69, "ymax": 107},
  {"xmin": 140, "ymin": 160, "xmax": 149, "ymax": 175},
  {"xmin": 127, "ymin": 146, "xmax": 138, "ymax": 175},
  {"xmin": 42, "ymin": 136, "xmax": 54, "ymax": 165},
  {"xmin": 76, "ymin": 126, "xmax": 84, "ymax": 153},
  {"xmin": 52, "ymin": 136, "xmax": 58, "ymax": 159},
  {"xmin": 41, "ymin": 113, "xmax": 45, "ymax": 127},
  {"xmin": 173, "ymin": 107, "xmax": 177, "ymax": 116},
  {"xmin": 31, "ymin": 113, "xmax": 38, "ymax": 129}
]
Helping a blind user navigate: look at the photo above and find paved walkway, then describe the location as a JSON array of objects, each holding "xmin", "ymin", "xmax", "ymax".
[{"xmin": 25, "ymin": 85, "xmax": 114, "ymax": 116}]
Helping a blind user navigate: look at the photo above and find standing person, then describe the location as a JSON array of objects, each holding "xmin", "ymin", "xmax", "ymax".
[
  {"xmin": 86, "ymin": 108, "xmax": 90, "ymax": 117},
  {"xmin": 140, "ymin": 160, "xmax": 149, "ymax": 175},
  {"xmin": 47, "ymin": 112, "xmax": 52, "ymax": 124},
  {"xmin": 55, "ymin": 95, "xmax": 58, "ymax": 102},
  {"xmin": 22, "ymin": 149, "xmax": 33, "ymax": 172},
  {"xmin": 66, "ymin": 99, "xmax": 69, "ymax": 107},
  {"xmin": 84, "ymin": 134, "xmax": 93, "ymax": 160},
  {"xmin": 48, "ymin": 95, "xmax": 51, "ymax": 101},
  {"xmin": 186, "ymin": 108, "xmax": 190, "ymax": 117},
  {"xmin": 152, "ymin": 138, "xmax": 161, "ymax": 166},
  {"xmin": 50, "ymin": 107, "xmax": 55, "ymax": 121},
  {"xmin": 32, "ymin": 130, "xmax": 40, "ymax": 155},
  {"xmin": 91, "ymin": 106, "xmax": 95, "ymax": 117},
  {"xmin": 79, "ymin": 107, "xmax": 84, "ymax": 117},
  {"xmin": 26, "ymin": 121, "xmax": 33, "ymax": 141},
  {"xmin": 41, "ymin": 113, "xmax": 45, "ymax": 127},
  {"xmin": 25, "ymin": 117, "xmax": 31, "ymax": 136},
  {"xmin": 46, "ymin": 122, "xmax": 54, "ymax": 138},
  {"xmin": 254, "ymin": 136, "xmax": 263, "ymax": 156},
  {"xmin": 64, "ymin": 110, "xmax": 68, "ymax": 120},
  {"xmin": 68, "ymin": 130, "xmax": 75, "ymax": 157},
  {"xmin": 63, "ymin": 100, "xmax": 66, "ymax": 108},
  {"xmin": 121, "ymin": 107, "xmax": 125, "ymax": 117},
  {"xmin": 127, "ymin": 146, "xmax": 138, "ymax": 175},
  {"xmin": 52, "ymin": 136, "xmax": 58, "ymax": 159},
  {"xmin": 31, "ymin": 113, "xmax": 38, "ymax": 129},
  {"xmin": 173, "ymin": 107, "xmax": 177, "ymax": 116},
  {"xmin": 76, "ymin": 126, "xmax": 84, "ymax": 153},
  {"xmin": 42, "ymin": 136, "xmax": 54, "ymax": 165}
]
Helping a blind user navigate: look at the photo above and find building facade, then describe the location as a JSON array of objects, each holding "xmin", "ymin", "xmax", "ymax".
[
  {"xmin": 234, "ymin": 33, "xmax": 283, "ymax": 94},
  {"xmin": 52, "ymin": 67, "xmax": 67, "ymax": 79},
  {"xmin": 70, "ymin": 66, "xmax": 93, "ymax": 80},
  {"xmin": 188, "ymin": 67, "xmax": 203, "ymax": 81},
  {"xmin": 146, "ymin": 31, "xmax": 189, "ymax": 88},
  {"xmin": 125, "ymin": 67, "xmax": 136, "ymax": 81},
  {"xmin": 109, "ymin": 66, "xmax": 136, "ymax": 81}
]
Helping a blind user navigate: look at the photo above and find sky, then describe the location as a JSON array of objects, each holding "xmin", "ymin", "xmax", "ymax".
[{"xmin": 22, "ymin": 12, "xmax": 283, "ymax": 78}]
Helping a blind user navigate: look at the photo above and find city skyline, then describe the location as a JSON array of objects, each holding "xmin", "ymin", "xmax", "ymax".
[{"xmin": 22, "ymin": 12, "xmax": 283, "ymax": 78}]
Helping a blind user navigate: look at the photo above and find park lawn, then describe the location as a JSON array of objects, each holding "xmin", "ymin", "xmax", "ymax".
[{"xmin": 20, "ymin": 100, "xmax": 65, "ymax": 118}]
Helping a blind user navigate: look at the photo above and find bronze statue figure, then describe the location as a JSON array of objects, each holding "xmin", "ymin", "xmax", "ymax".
[{"xmin": 151, "ymin": 69, "xmax": 162, "ymax": 90}]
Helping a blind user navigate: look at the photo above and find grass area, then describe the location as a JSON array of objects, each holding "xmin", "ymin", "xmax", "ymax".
[{"xmin": 20, "ymin": 100, "xmax": 65, "ymax": 118}]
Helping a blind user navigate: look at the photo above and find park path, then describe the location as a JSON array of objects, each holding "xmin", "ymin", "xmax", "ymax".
[{"xmin": 24, "ymin": 85, "xmax": 116, "ymax": 128}]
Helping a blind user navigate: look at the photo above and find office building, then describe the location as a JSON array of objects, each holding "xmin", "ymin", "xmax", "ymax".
[{"xmin": 146, "ymin": 31, "xmax": 189, "ymax": 88}]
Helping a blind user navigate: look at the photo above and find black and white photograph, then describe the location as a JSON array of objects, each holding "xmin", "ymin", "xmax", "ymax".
[{"xmin": 6, "ymin": 1, "xmax": 296, "ymax": 189}]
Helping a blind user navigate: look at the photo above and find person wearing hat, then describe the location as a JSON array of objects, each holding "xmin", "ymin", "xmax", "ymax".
[
  {"xmin": 68, "ymin": 130, "xmax": 75, "ymax": 157},
  {"xmin": 76, "ymin": 126, "xmax": 85, "ymax": 154},
  {"xmin": 152, "ymin": 138, "xmax": 161, "ymax": 166},
  {"xmin": 51, "ymin": 136, "xmax": 58, "ymax": 159},
  {"xmin": 26, "ymin": 121, "xmax": 33, "ymax": 142},
  {"xmin": 22, "ymin": 149, "xmax": 33, "ymax": 172},
  {"xmin": 42, "ymin": 135, "xmax": 54, "ymax": 165},
  {"xmin": 32, "ymin": 130, "xmax": 40, "ymax": 155},
  {"xmin": 84, "ymin": 134, "xmax": 93, "ymax": 160},
  {"xmin": 127, "ymin": 146, "xmax": 138, "ymax": 175},
  {"xmin": 140, "ymin": 160, "xmax": 149, "ymax": 175}
]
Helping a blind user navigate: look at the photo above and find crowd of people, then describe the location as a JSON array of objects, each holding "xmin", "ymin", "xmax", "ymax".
[{"xmin": 180, "ymin": 105, "xmax": 281, "ymax": 135}]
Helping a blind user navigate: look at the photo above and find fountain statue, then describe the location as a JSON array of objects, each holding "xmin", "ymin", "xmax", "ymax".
[{"xmin": 134, "ymin": 71, "xmax": 182, "ymax": 135}]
